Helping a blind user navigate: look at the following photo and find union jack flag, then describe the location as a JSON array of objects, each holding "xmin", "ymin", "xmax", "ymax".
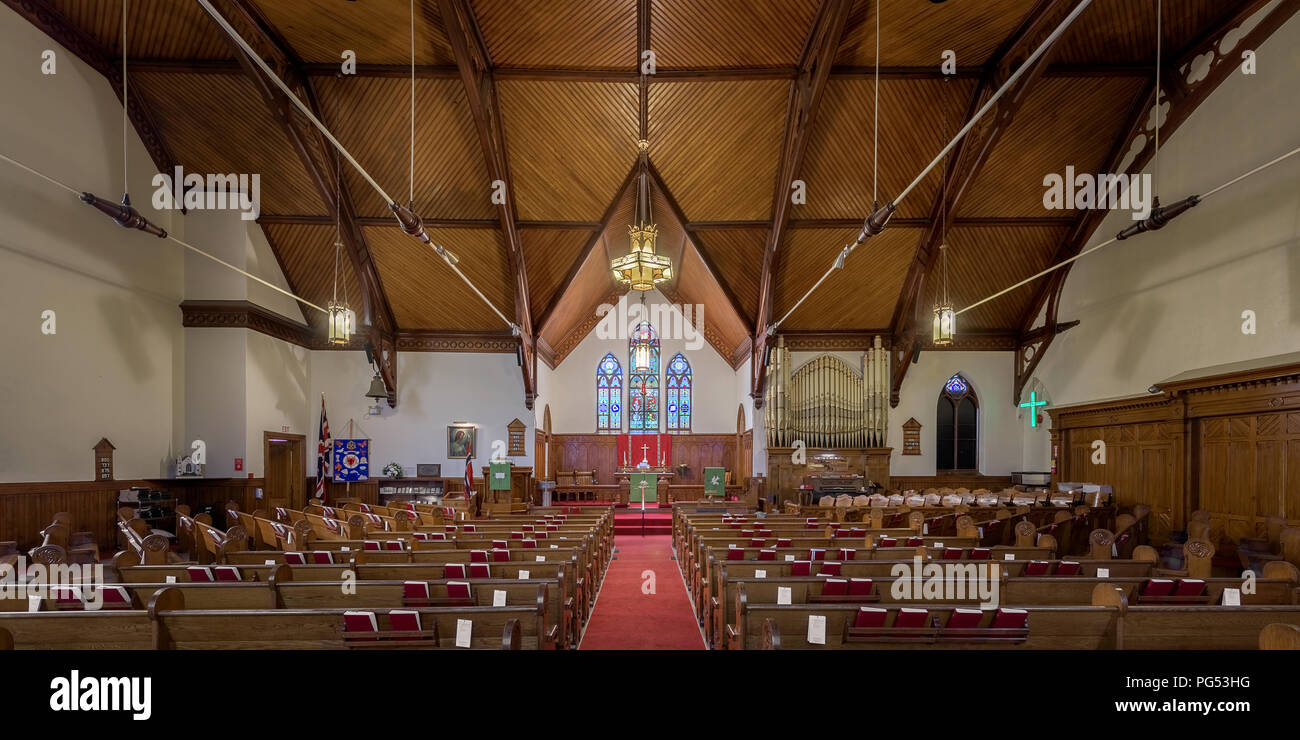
[{"xmin": 315, "ymin": 395, "xmax": 330, "ymax": 501}]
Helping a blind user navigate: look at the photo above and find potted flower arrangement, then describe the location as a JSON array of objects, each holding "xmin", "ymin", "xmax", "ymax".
[{"xmin": 382, "ymin": 462, "xmax": 404, "ymax": 480}]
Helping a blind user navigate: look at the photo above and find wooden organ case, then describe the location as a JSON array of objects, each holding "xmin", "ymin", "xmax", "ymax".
[{"xmin": 764, "ymin": 336, "xmax": 892, "ymax": 504}]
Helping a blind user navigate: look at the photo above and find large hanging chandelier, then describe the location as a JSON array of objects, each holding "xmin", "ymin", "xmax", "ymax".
[{"xmin": 611, "ymin": 140, "xmax": 672, "ymax": 291}]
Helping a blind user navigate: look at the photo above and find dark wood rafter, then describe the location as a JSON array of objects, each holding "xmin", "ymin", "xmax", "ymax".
[
  {"xmin": 125, "ymin": 58, "xmax": 1153, "ymax": 82},
  {"xmin": 1012, "ymin": 0, "xmax": 1300, "ymax": 402},
  {"xmin": 684, "ymin": 216, "xmax": 1078, "ymax": 230},
  {"xmin": 2, "ymin": 0, "xmax": 179, "ymax": 179},
  {"xmin": 886, "ymin": 0, "xmax": 1081, "ymax": 408},
  {"xmin": 258, "ymin": 215, "xmax": 601, "ymax": 230},
  {"xmin": 750, "ymin": 0, "xmax": 853, "ymax": 410},
  {"xmin": 437, "ymin": 0, "xmax": 537, "ymax": 409},
  {"xmin": 638, "ymin": 0, "xmax": 650, "ymax": 138},
  {"xmin": 204, "ymin": 0, "xmax": 399, "ymax": 405}
]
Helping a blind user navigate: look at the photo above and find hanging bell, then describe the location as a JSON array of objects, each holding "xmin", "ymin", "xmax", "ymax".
[{"xmin": 365, "ymin": 372, "xmax": 388, "ymax": 399}]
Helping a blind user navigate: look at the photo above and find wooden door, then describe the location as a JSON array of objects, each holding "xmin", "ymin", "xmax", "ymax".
[{"xmin": 264, "ymin": 432, "xmax": 306, "ymax": 510}]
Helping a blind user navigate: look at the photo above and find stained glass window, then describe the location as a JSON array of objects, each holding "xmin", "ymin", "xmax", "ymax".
[
  {"xmin": 596, "ymin": 353, "xmax": 622, "ymax": 432},
  {"xmin": 665, "ymin": 353, "xmax": 693, "ymax": 431},
  {"xmin": 945, "ymin": 374, "xmax": 968, "ymax": 395},
  {"xmin": 937, "ymin": 373, "xmax": 977, "ymax": 470},
  {"xmin": 628, "ymin": 323, "xmax": 660, "ymax": 433}
]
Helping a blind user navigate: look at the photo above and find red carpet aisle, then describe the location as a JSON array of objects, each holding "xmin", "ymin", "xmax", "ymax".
[{"xmin": 578, "ymin": 533, "xmax": 706, "ymax": 650}]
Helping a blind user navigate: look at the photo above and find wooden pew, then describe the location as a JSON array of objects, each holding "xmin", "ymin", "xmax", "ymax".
[{"xmin": 739, "ymin": 603, "xmax": 1118, "ymax": 650}]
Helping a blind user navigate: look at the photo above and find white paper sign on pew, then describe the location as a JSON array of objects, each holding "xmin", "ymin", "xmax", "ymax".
[
  {"xmin": 807, "ymin": 615, "xmax": 826, "ymax": 645},
  {"xmin": 1222, "ymin": 588, "xmax": 1241, "ymax": 606},
  {"xmin": 493, "ymin": 590, "xmax": 507, "ymax": 607},
  {"xmin": 518, "ymin": 570, "xmax": 530, "ymax": 580},
  {"xmin": 777, "ymin": 586, "xmax": 792, "ymax": 605},
  {"xmin": 755, "ymin": 570, "xmax": 767, "ymax": 578},
  {"xmin": 1097, "ymin": 567, "xmax": 1110, "ymax": 578},
  {"xmin": 455, "ymin": 619, "xmax": 473, "ymax": 648}
]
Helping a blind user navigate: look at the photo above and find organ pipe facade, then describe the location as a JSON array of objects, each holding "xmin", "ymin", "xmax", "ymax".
[{"xmin": 764, "ymin": 335, "xmax": 889, "ymax": 448}]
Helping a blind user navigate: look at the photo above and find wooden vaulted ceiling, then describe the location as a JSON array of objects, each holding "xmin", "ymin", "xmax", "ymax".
[{"xmin": 18, "ymin": 0, "xmax": 1293, "ymax": 374}]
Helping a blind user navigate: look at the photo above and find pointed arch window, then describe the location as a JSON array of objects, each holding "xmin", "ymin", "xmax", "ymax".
[
  {"xmin": 596, "ymin": 353, "xmax": 622, "ymax": 432},
  {"xmin": 937, "ymin": 373, "xmax": 978, "ymax": 471},
  {"xmin": 665, "ymin": 353, "xmax": 693, "ymax": 432},
  {"xmin": 628, "ymin": 323, "xmax": 660, "ymax": 433}
]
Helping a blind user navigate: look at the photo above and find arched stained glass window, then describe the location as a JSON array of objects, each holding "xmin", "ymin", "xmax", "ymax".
[
  {"xmin": 665, "ymin": 353, "xmax": 692, "ymax": 431},
  {"xmin": 628, "ymin": 323, "xmax": 660, "ymax": 433},
  {"xmin": 596, "ymin": 353, "xmax": 622, "ymax": 432},
  {"xmin": 937, "ymin": 373, "xmax": 978, "ymax": 471}
]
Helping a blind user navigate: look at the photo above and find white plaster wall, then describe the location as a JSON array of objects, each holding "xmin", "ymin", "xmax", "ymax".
[
  {"xmin": 183, "ymin": 328, "xmax": 245, "ymax": 480},
  {"xmin": 889, "ymin": 351, "xmax": 1022, "ymax": 477},
  {"xmin": 308, "ymin": 350, "xmax": 534, "ymax": 481},
  {"xmin": 0, "ymin": 7, "xmax": 184, "ymax": 481},
  {"xmin": 244, "ymin": 330, "xmax": 311, "ymax": 476}
]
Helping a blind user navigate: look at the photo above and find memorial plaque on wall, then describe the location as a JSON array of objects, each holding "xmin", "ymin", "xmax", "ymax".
[
  {"xmin": 902, "ymin": 418, "xmax": 922, "ymax": 456},
  {"xmin": 94, "ymin": 437, "xmax": 115, "ymax": 480},
  {"xmin": 506, "ymin": 418, "xmax": 527, "ymax": 457}
]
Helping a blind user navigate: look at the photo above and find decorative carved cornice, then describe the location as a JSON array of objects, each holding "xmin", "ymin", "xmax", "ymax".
[
  {"xmin": 180, "ymin": 300, "xmax": 319, "ymax": 347},
  {"xmin": 396, "ymin": 330, "xmax": 518, "ymax": 353},
  {"xmin": 780, "ymin": 331, "xmax": 892, "ymax": 353},
  {"xmin": 730, "ymin": 336, "xmax": 753, "ymax": 370},
  {"xmin": 549, "ymin": 292, "xmax": 623, "ymax": 367},
  {"xmin": 182, "ymin": 301, "xmax": 521, "ymax": 357}
]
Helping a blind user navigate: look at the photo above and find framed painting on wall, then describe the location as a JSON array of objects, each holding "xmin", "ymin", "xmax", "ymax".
[{"xmin": 447, "ymin": 425, "xmax": 476, "ymax": 458}]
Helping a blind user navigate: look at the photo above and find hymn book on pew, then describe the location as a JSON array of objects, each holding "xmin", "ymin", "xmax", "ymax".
[{"xmin": 807, "ymin": 615, "xmax": 826, "ymax": 645}]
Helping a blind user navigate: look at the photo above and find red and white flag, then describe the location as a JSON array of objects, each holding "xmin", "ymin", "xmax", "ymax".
[
  {"xmin": 315, "ymin": 394, "xmax": 331, "ymax": 501},
  {"xmin": 464, "ymin": 453, "xmax": 474, "ymax": 499}
]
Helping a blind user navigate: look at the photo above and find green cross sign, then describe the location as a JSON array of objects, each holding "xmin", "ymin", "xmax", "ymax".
[{"xmin": 1020, "ymin": 391, "xmax": 1047, "ymax": 427}]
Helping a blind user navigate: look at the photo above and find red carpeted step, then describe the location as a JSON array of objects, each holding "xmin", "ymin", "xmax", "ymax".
[{"xmin": 579, "ymin": 534, "xmax": 705, "ymax": 650}]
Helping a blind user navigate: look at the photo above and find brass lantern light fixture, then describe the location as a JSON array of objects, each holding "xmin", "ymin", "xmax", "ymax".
[
  {"xmin": 611, "ymin": 140, "xmax": 672, "ymax": 291},
  {"xmin": 932, "ymin": 117, "xmax": 956, "ymax": 347},
  {"xmin": 327, "ymin": 154, "xmax": 354, "ymax": 345}
]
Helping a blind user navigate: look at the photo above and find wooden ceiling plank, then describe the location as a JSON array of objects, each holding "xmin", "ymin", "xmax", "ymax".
[
  {"xmin": 123, "ymin": 58, "xmax": 1155, "ymax": 81},
  {"xmin": 536, "ymin": 163, "xmax": 639, "ymax": 335},
  {"xmin": 206, "ymin": 0, "xmax": 399, "ymax": 404},
  {"xmin": 751, "ymin": 0, "xmax": 854, "ymax": 408},
  {"xmin": 884, "ymin": 0, "xmax": 1083, "ymax": 408},
  {"xmin": 646, "ymin": 164, "xmax": 752, "ymax": 334}
]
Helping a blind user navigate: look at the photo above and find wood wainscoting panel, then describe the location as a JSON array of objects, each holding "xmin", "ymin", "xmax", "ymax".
[
  {"xmin": 551, "ymin": 433, "xmax": 739, "ymax": 484},
  {"xmin": 1050, "ymin": 358, "xmax": 1300, "ymax": 546}
]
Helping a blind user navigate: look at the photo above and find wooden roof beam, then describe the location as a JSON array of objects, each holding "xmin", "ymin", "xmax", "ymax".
[
  {"xmin": 437, "ymin": 0, "xmax": 538, "ymax": 408},
  {"xmin": 885, "ymin": 0, "xmax": 1082, "ymax": 408},
  {"xmin": 124, "ymin": 59, "xmax": 1153, "ymax": 82},
  {"xmin": 751, "ymin": 0, "xmax": 854, "ymax": 409},
  {"xmin": 206, "ymin": 0, "xmax": 399, "ymax": 404}
]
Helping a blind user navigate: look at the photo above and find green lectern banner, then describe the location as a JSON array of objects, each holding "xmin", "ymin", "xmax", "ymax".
[
  {"xmin": 489, "ymin": 461, "xmax": 512, "ymax": 490},
  {"xmin": 704, "ymin": 467, "xmax": 726, "ymax": 497},
  {"xmin": 629, "ymin": 473, "xmax": 657, "ymax": 503}
]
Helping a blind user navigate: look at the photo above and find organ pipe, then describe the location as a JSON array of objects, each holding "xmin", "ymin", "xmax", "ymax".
[{"xmin": 764, "ymin": 336, "xmax": 888, "ymax": 449}]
